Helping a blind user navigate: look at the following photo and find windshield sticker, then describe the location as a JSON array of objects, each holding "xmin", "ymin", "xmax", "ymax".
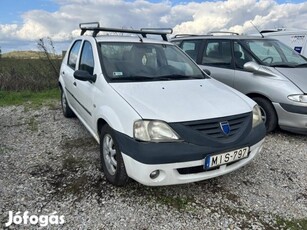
[
  {"xmin": 113, "ymin": 72, "xmax": 123, "ymax": 77},
  {"xmin": 142, "ymin": 55, "xmax": 147, "ymax": 65},
  {"xmin": 294, "ymin": 46, "xmax": 302, "ymax": 54}
]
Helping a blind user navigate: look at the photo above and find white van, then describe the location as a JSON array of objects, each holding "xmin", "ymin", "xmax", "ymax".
[{"xmin": 260, "ymin": 28, "xmax": 307, "ymax": 57}]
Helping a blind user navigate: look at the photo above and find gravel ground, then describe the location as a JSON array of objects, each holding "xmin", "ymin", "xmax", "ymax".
[{"xmin": 0, "ymin": 102, "xmax": 306, "ymax": 229}]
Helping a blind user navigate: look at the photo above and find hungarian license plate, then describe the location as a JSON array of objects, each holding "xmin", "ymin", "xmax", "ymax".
[{"xmin": 204, "ymin": 147, "xmax": 249, "ymax": 169}]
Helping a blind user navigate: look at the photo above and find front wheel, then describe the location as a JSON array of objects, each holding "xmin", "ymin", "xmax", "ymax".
[
  {"xmin": 252, "ymin": 97, "xmax": 278, "ymax": 133},
  {"xmin": 100, "ymin": 125, "xmax": 129, "ymax": 186}
]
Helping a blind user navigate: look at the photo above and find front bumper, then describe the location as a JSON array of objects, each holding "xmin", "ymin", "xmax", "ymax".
[
  {"xmin": 273, "ymin": 103, "xmax": 307, "ymax": 134},
  {"xmin": 122, "ymin": 139, "xmax": 265, "ymax": 186}
]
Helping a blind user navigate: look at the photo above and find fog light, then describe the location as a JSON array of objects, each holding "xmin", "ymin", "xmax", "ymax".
[{"xmin": 150, "ymin": 170, "xmax": 160, "ymax": 179}]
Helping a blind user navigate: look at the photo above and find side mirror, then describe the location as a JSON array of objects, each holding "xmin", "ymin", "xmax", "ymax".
[
  {"xmin": 243, "ymin": 61, "xmax": 260, "ymax": 73},
  {"xmin": 203, "ymin": 69, "xmax": 211, "ymax": 76},
  {"xmin": 74, "ymin": 70, "xmax": 96, "ymax": 83},
  {"xmin": 243, "ymin": 61, "xmax": 275, "ymax": 77}
]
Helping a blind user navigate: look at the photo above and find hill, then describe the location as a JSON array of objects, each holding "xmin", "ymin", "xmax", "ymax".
[{"xmin": 2, "ymin": 50, "xmax": 61, "ymax": 59}]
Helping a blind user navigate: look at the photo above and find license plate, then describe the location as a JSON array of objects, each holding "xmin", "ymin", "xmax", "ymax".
[{"xmin": 204, "ymin": 147, "xmax": 249, "ymax": 169}]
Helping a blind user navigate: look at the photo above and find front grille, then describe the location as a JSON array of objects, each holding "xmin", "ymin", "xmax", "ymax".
[{"xmin": 181, "ymin": 112, "xmax": 251, "ymax": 140}]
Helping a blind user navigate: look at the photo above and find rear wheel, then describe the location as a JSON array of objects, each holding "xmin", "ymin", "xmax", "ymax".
[
  {"xmin": 252, "ymin": 97, "xmax": 278, "ymax": 133},
  {"xmin": 100, "ymin": 124, "xmax": 129, "ymax": 186},
  {"xmin": 61, "ymin": 89, "xmax": 74, "ymax": 118}
]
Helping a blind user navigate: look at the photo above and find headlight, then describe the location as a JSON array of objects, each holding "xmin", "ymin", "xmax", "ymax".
[
  {"xmin": 134, "ymin": 120, "xmax": 180, "ymax": 142},
  {"xmin": 288, "ymin": 94, "xmax": 307, "ymax": 103},
  {"xmin": 252, "ymin": 105, "xmax": 263, "ymax": 128}
]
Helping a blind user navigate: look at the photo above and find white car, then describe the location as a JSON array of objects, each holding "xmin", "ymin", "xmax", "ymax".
[{"xmin": 58, "ymin": 22, "xmax": 266, "ymax": 186}]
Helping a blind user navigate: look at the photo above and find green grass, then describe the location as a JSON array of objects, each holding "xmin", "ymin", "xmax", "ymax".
[
  {"xmin": 276, "ymin": 217, "xmax": 307, "ymax": 230},
  {"xmin": 0, "ymin": 88, "xmax": 60, "ymax": 107}
]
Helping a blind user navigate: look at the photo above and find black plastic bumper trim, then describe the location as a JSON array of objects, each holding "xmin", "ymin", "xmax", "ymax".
[
  {"xmin": 280, "ymin": 103, "xmax": 307, "ymax": 115},
  {"xmin": 114, "ymin": 123, "xmax": 265, "ymax": 165}
]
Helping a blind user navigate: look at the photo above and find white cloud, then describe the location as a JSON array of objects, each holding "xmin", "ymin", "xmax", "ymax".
[{"xmin": 1, "ymin": 0, "xmax": 307, "ymax": 52}]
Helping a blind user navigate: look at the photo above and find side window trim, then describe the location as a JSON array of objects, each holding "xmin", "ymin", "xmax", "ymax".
[
  {"xmin": 67, "ymin": 39, "xmax": 82, "ymax": 70},
  {"xmin": 78, "ymin": 40, "xmax": 95, "ymax": 75}
]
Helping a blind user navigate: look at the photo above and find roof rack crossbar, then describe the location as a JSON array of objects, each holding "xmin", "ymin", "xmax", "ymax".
[{"xmin": 79, "ymin": 22, "xmax": 173, "ymax": 41}]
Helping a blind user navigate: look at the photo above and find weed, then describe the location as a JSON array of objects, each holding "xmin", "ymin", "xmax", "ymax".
[
  {"xmin": 276, "ymin": 217, "xmax": 307, "ymax": 230},
  {"xmin": 0, "ymin": 58, "xmax": 61, "ymax": 91},
  {"xmin": 62, "ymin": 137, "xmax": 97, "ymax": 150},
  {"xmin": 0, "ymin": 145, "xmax": 14, "ymax": 154},
  {"xmin": 62, "ymin": 154, "xmax": 86, "ymax": 172},
  {"xmin": 28, "ymin": 117, "xmax": 38, "ymax": 132}
]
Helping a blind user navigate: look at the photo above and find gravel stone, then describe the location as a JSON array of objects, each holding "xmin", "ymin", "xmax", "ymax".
[{"xmin": 0, "ymin": 103, "xmax": 306, "ymax": 229}]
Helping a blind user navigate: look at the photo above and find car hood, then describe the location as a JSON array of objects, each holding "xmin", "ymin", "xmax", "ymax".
[
  {"xmin": 110, "ymin": 79, "xmax": 253, "ymax": 122},
  {"xmin": 275, "ymin": 67, "xmax": 307, "ymax": 93}
]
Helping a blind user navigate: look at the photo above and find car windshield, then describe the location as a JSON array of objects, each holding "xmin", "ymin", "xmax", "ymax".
[
  {"xmin": 99, "ymin": 42, "xmax": 205, "ymax": 81},
  {"xmin": 242, "ymin": 39, "xmax": 307, "ymax": 67}
]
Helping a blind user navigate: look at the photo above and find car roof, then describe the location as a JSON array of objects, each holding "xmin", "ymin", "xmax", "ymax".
[
  {"xmin": 171, "ymin": 35, "xmax": 276, "ymax": 41},
  {"xmin": 89, "ymin": 35, "xmax": 172, "ymax": 44}
]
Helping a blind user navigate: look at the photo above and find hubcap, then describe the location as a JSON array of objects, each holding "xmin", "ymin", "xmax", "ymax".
[
  {"xmin": 103, "ymin": 134, "xmax": 117, "ymax": 176},
  {"xmin": 259, "ymin": 106, "xmax": 267, "ymax": 123}
]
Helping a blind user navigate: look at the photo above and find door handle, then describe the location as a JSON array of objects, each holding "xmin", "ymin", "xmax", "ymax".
[{"xmin": 73, "ymin": 82, "xmax": 77, "ymax": 86}]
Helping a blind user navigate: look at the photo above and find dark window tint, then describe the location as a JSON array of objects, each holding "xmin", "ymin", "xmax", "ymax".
[
  {"xmin": 202, "ymin": 40, "xmax": 232, "ymax": 68},
  {"xmin": 180, "ymin": 40, "xmax": 202, "ymax": 62},
  {"xmin": 68, "ymin": 40, "xmax": 81, "ymax": 69},
  {"xmin": 79, "ymin": 41, "xmax": 94, "ymax": 75}
]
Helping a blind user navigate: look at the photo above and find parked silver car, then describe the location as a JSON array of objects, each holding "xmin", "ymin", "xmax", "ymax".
[{"xmin": 172, "ymin": 35, "xmax": 307, "ymax": 134}]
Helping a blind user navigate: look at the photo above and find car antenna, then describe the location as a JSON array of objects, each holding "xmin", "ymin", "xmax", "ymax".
[{"xmin": 250, "ymin": 21, "xmax": 264, "ymax": 38}]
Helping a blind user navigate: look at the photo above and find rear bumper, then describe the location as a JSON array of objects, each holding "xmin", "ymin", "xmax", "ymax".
[
  {"xmin": 273, "ymin": 102, "xmax": 307, "ymax": 134},
  {"xmin": 122, "ymin": 139, "xmax": 265, "ymax": 186}
]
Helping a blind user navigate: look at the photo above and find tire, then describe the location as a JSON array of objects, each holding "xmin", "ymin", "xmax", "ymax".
[
  {"xmin": 100, "ymin": 124, "xmax": 129, "ymax": 186},
  {"xmin": 252, "ymin": 97, "xmax": 278, "ymax": 133},
  {"xmin": 61, "ymin": 88, "xmax": 74, "ymax": 118}
]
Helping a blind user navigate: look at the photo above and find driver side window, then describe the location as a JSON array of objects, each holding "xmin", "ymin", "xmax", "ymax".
[
  {"xmin": 233, "ymin": 42, "xmax": 255, "ymax": 70},
  {"xmin": 79, "ymin": 41, "xmax": 94, "ymax": 75}
]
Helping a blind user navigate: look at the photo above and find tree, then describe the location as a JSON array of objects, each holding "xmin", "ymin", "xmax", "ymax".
[
  {"xmin": 37, "ymin": 37, "xmax": 59, "ymax": 77},
  {"xmin": 0, "ymin": 46, "xmax": 2, "ymax": 59}
]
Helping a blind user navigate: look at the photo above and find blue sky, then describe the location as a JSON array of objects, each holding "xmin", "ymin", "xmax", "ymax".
[
  {"xmin": 1, "ymin": 0, "xmax": 307, "ymax": 53},
  {"xmin": 1, "ymin": 0, "xmax": 305, "ymax": 24},
  {"xmin": 0, "ymin": 0, "xmax": 58, "ymax": 24}
]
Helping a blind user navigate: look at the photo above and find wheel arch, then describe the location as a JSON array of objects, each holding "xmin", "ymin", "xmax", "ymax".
[{"xmin": 97, "ymin": 118, "xmax": 107, "ymax": 138}]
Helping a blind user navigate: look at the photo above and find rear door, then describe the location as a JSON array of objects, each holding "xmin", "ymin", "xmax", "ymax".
[
  {"xmin": 72, "ymin": 40, "xmax": 96, "ymax": 129},
  {"xmin": 62, "ymin": 40, "xmax": 82, "ymax": 110},
  {"xmin": 198, "ymin": 39, "xmax": 235, "ymax": 87}
]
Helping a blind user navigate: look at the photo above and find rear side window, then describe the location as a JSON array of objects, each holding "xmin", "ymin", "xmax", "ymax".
[
  {"xmin": 202, "ymin": 40, "xmax": 232, "ymax": 68},
  {"xmin": 179, "ymin": 40, "xmax": 202, "ymax": 62},
  {"xmin": 79, "ymin": 41, "xmax": 94, "ymax": 75},
  {"xmin": 68, "ymin": 40, "xmax": 81, "ymax": 69}
]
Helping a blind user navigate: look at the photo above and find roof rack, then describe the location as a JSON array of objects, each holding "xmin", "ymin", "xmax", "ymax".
[
  {"xmin": 207, "ymin": 31, "xmax": 239, "ymax": 35},
  {"xmin": 173, "ymin": 34, "xmax": 212, "ymax": 38},
  {"xmin": 79, "ymin": 22, "xmax": 173, "ymax": 41}
]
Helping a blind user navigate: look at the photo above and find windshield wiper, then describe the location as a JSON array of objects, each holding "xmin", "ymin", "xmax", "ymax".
[
  {"xmin": 111, "ymin": 76, "xmax": 155, "ymax": 81},
  {"xmin": 270, "ymin": 64, "xmax": 295, "ymax": 68},
  {"xmin": 153, "ymin": 75, "xmax": 205, "ymax": 81},
  {"xmin": 294, "ymin": 63, "xmax": 307, "ymax": 68}
]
